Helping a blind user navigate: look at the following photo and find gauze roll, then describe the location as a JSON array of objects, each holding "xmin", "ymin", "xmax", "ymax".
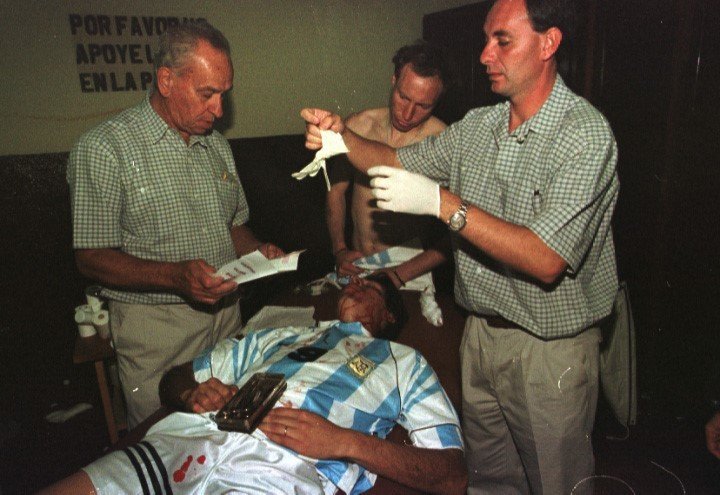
[
  {"xmin": 85, "ymin": 285, "xmax": 103, "ymax": 312},
  {"xmin": 93, "ymin": 309, "xmax": 111, "ymax": 339},
  {"xmin": 75, "ymin": 305, "xmax": 97, "ymax": 337}
]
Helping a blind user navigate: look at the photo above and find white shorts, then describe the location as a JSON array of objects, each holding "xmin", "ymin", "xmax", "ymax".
[{"xmin": 84, "ymin": 413, "xmax": 327, "ymax": 495}]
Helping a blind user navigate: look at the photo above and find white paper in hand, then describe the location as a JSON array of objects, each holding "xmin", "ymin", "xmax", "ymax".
[
  {"xmin": 292, "ymin": 130, "xmax": 349, "ymax": 191},
  {"xmin": 216, "ymin": 250, "xmax": 304, "ymax": 284}
]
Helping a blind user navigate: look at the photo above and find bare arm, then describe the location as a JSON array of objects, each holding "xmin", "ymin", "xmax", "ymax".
[
  {"xmin": 261, "ymin": 407, "xmax": 467, "ymax": 495},
  {"xmin": 159, "ymin": 362, "xmax": 237, "ymax": 414},
  {"xmin": 383, "ymin": 234, "xmax": 450, "ymax": 288},
  {"xmin": 74, "ymin": 248, "xmax": 238, "ymax": 305},
  {"xmin": 326, "ymin": 180, "xmax": 350, "ymax": 256},
  {"xmin": 301, "ymin": 108, "xmax": 402, "ymax": 174},
  {"xmin": 326, "ymin": 180, "xmax": 363, "ymax": 276},
  {"xmin": 439, "ymin": 189, "xmax": 566, "ymax": 284}
]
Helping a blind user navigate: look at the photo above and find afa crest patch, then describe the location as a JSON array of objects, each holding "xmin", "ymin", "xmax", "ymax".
[{"xmin": 346, "ymin": 354, "xmax": 376, "ymax": 379}]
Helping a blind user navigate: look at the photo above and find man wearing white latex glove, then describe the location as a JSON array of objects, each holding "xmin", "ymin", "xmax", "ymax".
[
  {"xmin": 368, "ymin": 165, "xmax": 440, "ymax": 217},
  {"xmin": 302, "ymin": 1, "xmax": 619, "ymax": 493}
]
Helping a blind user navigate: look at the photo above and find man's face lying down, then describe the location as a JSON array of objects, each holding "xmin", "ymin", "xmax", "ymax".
[{"xmin": 337, "ymin": 276, "xmax": 393, "ymax": 336}]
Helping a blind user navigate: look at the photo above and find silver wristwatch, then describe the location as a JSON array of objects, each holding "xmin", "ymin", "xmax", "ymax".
[{"xmin": 448, "ymin": 200, "xmax": 468, "ymax": 232}]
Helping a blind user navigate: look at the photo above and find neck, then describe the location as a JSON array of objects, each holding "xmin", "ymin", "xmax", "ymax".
[
  {"xmin": 508, "ymin": 69, "xmax": 557, "ymax": 132},
  {"xmin": 150, "ymin": 91, "xmax": 190, "ymax": 144},
  {"xmin": 387, "ymin": 117, "xmax": 420, "ymax": 148}
]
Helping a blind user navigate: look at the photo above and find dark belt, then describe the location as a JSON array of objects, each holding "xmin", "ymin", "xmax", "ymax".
[{"xmin": 470, "ymin": 312, "xmax": 520, "ymax": 329}]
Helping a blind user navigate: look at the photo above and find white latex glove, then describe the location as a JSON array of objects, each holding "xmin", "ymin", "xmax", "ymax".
[{"xmin": 368, "ymin": 165, "xmax": 440, "ymax": 217}]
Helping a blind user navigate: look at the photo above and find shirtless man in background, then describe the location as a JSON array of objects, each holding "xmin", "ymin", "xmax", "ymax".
[{"xmin": 327, "ymin": 41, "xmax": 450, "ymax": 288}]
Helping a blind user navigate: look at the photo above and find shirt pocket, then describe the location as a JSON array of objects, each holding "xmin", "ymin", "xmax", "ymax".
[
  {"xmin": 504, "ymin": 151, "xmax": 550, "ymax": 225},
  {"xmin": 502, "ymin": 179, "xmax": 545, "ymax": 226}
]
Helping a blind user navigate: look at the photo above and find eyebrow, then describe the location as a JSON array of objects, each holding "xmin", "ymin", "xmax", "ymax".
[
  {"xmin": 197, "ymin": 84, "xmax": 233, "ymax": 94},
  {"xmin": 490, "ymin": 29, "xmax": 511, "ymax": 38},
  {"xmin": 398, "ymin": 89, "xmax": 435, "ymax": 107}
]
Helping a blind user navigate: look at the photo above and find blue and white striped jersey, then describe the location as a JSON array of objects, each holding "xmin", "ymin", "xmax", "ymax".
[{"xmin": 194, "ymin": 321, "xmax": 463, "ymax": 495}]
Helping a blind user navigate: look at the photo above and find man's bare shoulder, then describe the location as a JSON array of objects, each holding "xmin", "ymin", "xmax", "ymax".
[
  {"xmin": 419, "ymin": 116, "xmax": 447, "ymax": 138},
  {"xmin": 346, "ymin": 108, "xmax": 389, "ymax": 140}
]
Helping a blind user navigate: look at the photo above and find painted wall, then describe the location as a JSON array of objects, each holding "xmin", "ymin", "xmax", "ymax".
[{"xmin": 0, "ymin": 0, "xmax": 474, "ymax": 156}]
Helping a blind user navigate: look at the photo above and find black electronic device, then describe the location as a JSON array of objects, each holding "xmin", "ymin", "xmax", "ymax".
[{"xmin": 214, "ymin": 373, "xmax": 287, "ymax": 433}]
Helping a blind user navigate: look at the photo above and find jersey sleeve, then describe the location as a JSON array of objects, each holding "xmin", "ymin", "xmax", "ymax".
[{"xmin": 394, "ymin": 346, "xmax": 464, "ymax": 450}]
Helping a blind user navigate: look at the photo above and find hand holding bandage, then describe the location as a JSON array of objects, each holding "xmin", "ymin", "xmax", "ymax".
[
  {"xmin": 292, "ymin": 130, "xmax": 349, "ymax": 190},
  {"xmin": 368, "ymin": 165, "xmax": 441, "ymax": 217}
]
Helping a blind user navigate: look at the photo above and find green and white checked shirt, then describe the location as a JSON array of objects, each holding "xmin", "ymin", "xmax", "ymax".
[
  {"xmin": 399, "ymin": 77, "xmax": 619, "ymax": 339},
  {"xmin": 68, "ymin": 94, "xmax": 249, "ymax": 304}
]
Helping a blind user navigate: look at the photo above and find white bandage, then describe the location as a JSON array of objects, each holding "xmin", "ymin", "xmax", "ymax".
[
  {"xmin": 292, "ymin": 130, "xmax": 349, "ymax": 190},
  {"xmin": 419, "ymin": 287, "xmax": 443, "ymax": 327}
]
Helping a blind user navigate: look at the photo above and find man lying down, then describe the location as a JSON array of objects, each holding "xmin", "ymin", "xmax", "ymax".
[{"xmin": 40, "ymin": 273, "xmax": 467, "ymax": 495}]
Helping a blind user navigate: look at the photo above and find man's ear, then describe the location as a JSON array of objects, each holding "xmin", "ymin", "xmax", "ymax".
[
  {"xmin": 383, "ymin": 308, "xmax": 396, "ymax": 324},
  {"xmin": 540, "ymin": 27, "xmax": 563, "ymax": 61},
  {"xmin": 156, "ymin": 67, "xmax": 174, "ymax": 97}
]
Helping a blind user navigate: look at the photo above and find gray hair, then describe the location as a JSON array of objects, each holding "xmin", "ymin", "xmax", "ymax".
[{"xmin": 154, "ymin": 20, "xmax": 231, "ymax": 75}]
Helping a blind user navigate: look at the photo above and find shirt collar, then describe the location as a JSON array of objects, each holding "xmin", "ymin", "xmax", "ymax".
[
  {"xmin": 522, "ymin": 75, "xmax": 573, "ymax": 138},
  {"xmin": 333, "ymin": 321, "xmax": 373, "ymax": 338},
  {"xmin": 140, "ymin": 91, "xmax": 209, "ymax": 148},
  {"xmin": 491, "ymin": 75, "xmax": 573, "ymax": 143}
]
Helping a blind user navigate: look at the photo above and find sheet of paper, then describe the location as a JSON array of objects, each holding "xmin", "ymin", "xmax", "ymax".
[{"xmin": 216, "ymin": 249, "xmax": 304, "ymax": 284}]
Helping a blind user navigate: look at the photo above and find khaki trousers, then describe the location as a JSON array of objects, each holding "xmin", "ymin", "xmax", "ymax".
[
  {"xmin": 462, "ymin": 315, "xmax": 600, "ymax": 495},
  {"xmin": 109, "ymin": 295, "xmax": 242, "ymax": 428}
]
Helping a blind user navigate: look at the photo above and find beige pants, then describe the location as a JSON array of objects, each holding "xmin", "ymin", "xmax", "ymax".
[
  {"xmin": 462, "ymin": 315, "xmax": 600, "ymax": 495},
  {"xmin": 109, "ymin": 296, "xmax": 242, "ymax": 428}
]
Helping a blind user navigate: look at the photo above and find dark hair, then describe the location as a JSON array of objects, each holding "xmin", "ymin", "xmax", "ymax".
[
  {"xmin": 392, "ymin": 41, "xmax": 449, "ymax": 88},
  {"xmin": 525, "ymin": 0, "xmax": 577, "ymax": 38},
  {"xmin": 154, "ymin": 20, "xmax": 231, "ymax": 76},
  {"xmin": 524, "ymin": 0, "xmax": 577, "ymax": 76},
  {"xmin": 364, "ymin": 272, "xmax": 408, "ymax": 341}
]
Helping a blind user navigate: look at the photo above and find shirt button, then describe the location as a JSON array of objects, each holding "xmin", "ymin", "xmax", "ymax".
[
  {"xmin": 517, "ymin": 136, "xmax": 525, "ymax": 143},
  {"xmin": 139, "ymin": 187, "xmax": 146, "ymax": 194}
]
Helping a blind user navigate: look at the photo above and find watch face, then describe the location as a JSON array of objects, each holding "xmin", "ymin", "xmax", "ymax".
[{"xmin": 449, "ymin": 212, "xmax": 466, "ymax": 231}]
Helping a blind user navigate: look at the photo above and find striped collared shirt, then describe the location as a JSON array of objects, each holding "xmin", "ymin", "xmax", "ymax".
[
  {"xmin": 399, "ymin": 76, "xmax": 619, "ymax": 339},
  {"xmin": 68, "ymin": 93, "xmax": 249, "ymax": 304}
]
